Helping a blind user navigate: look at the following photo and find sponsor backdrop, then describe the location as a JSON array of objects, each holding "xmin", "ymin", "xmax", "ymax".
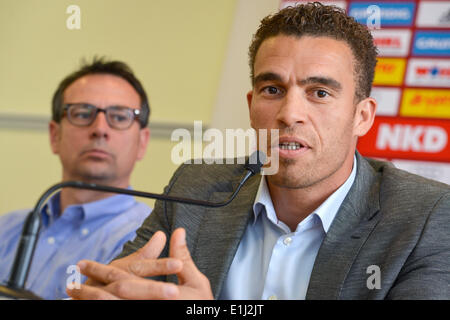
[{"xmin": 280, "ymin": 0, "xmax": 450, "ymax": 184}]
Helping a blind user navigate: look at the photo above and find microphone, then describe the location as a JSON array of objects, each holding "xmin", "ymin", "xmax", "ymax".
[{"xmin": 0, "ymin": 151, "xmax": 265, "ymax": 300}]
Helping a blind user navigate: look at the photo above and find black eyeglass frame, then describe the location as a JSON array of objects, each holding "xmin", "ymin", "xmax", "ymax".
[{"xmin": 62, "ymin": 103, "xmax": 142, "ymax": 130}]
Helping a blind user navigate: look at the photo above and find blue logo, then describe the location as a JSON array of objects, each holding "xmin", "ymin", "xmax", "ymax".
[
  {"xmin": 413, "ymin": 32, "xmax": 450, "ymax": 56},
  {"xmin": 349, "ymin": 2, "xmax": 415, "ymax": 27}
]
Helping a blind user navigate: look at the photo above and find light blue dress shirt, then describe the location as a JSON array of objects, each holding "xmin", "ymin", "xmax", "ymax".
[
  {"xmin": 0, "ymin": 191, "xmax": 151, "ymax": 300},
  {"xmin": 219, "ymin": 156, "xmax": 357, "ymax": 300}
]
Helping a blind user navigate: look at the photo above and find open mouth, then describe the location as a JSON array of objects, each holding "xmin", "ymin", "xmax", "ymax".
[
  {"xmin": 273, "ymin": 137, "xmax": 310, "ymax": 159},
  {"xmin": 279, "ymin": 142, "xmax": 303, "ymax": 150}
]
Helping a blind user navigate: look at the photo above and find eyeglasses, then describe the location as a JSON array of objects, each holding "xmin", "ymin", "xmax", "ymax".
[{"xmin": 62, "ymin": 103, "xmax": 142, "ymax": 130}]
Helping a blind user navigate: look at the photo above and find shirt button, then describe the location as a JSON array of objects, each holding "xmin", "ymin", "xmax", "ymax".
[
  {"xmin": 47, "ymin": 237, "xmax": 55, "ymax": 245},
  {"xmin": 81, "ymin": 228, "xmax": 89, "ymax": 236},
  {"xmin": 283, "ymin": 237, "xmax": 292, "ymax": 246},
  {"xmin": 268, "ymin": 295, "xmax": 278, "ymax": 300}
]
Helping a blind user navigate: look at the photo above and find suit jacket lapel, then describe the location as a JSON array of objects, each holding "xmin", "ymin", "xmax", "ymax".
[
  {"xmin": 306, "ymin": 153, "xmax": 382, "ymax": 299},
  {"xmin": 193, "ymin": 173, "xmax": 261, "ymax": 299}
]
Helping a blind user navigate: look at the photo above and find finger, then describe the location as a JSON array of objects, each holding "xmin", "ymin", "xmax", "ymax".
[
  {"xmin": 67, "ymin": 283, "xmax": 120, "ymax": 300},
  {"xmin": 109, "ymin": 231, "xmax": 168, "ymax": 272},
  {"xmin": 169, "ymin": 228, "xmax": 200, "ymax": 285},
  {"xmin": 168, "ymin": 228, "xmax": 213, "ymax": 299},
  {"xmin": 84, "ymin": 277, "xmax": 103, "ymax": 287},
  {"xmin": 128, "ymin": 257, "xmax": 183, "ymax": 277},
  {"xmin": 78, "ymin": 260, "xmax": 134, "ymax": 285},
  {"xmin": 134, "ymin": 231, "xmax": 167, "ymax": 260},
  {"xmin": 176, "ymin": 285, "xmax": 213, "ymax": 300},
  {"xmin": 104, "ymin": 278, "xmax": 180, "ymax": 300}
]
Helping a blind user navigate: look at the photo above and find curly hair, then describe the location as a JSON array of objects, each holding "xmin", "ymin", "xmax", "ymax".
[
  {"xmin": 52, "ymin": 57, "xmax": 150, "ymax": 128},
  {"xmin": 248, "ymin": 2, "xmax": 378, "ymax": 102}
]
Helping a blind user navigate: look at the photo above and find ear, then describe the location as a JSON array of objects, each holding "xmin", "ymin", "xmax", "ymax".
[
  {"xmin": 353, "ymin": 97, "xmax": 377, "ymax": 138},
  {"xmin": 247, "ymin": 90, "xmax": 253, "ymax": 109},
  {"xmin": 137, "ymin": 127, "xmax": 150, "ymax": 161},
  {"xmin": 247, "ymin": 90, "xmax": 255, "ymax": 129},
  {"xmin": 49, "ymin": 121, "xmax": 61, "ymax": 155}
]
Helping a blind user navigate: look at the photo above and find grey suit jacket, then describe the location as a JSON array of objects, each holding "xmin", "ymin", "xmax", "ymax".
[{"xmin": 118, "ymin": 152, "xmax": 450, "ymax": 299}]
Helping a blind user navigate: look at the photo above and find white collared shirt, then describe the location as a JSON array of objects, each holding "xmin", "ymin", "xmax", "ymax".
[{"xmin": 219, "ymin": 156, "xmax": 357, "ymax": 300}]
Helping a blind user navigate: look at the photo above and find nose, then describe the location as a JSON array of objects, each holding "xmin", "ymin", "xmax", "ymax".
[
  {"xmin": 89, "ymin": 110, "xmax": 110, "ymax": 140},
  {"xmin": 276, "ymin": 89, "xmax": 307, "ymax": 128}
]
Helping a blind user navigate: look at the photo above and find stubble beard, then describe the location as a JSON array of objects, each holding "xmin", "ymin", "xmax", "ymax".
[
  {"xmin": 267, "ymin": 157, "xmax": 319, "ymax": 190},
  {"xmin": 265, "ymin": 106, "xmax": 357, "ymax": 190},
  {"xmin": 267, "ymin": 147, "xmax": 349, "ymax": 191}
]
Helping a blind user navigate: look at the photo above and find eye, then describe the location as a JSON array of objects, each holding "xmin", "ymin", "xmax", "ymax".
[
  {"xmin": 316, "ymin": 89, "xmax": 329, "ymax": 98},
  {"xmin": 261, "ymin": 86, "xmax": 283, "ymax": 96},
  {"xmin": 109, "ymin": 112, "xmax": 129, "ymax": 123},
  {"xmin": 111, "ymin": 114, "xmax": 128, "ymax": 122},
  {"xmin": 71, "ymin": 108, "xmax": 92, "ymax": 119},
  {"xmin": 74, "ymin": 112, "xmax": 90, "ymax": 119},
  {"xmin": 108, "ymin": 107, "xmax": 132, "ymax": 123}
]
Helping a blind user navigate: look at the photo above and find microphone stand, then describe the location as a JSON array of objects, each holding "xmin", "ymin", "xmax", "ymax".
[{"xmin": 0, "ymin": 152, "xmax": 264, "ymax": 300}]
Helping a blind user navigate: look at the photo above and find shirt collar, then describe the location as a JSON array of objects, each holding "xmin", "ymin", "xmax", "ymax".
[
  {"xmin": 253, "ymin": 155, "xmax": 357, "ymax": 233},
  {"xmin": 40, "ymin": 187, "xmax": 137, "ymax": 226},
  {"xmin": 41, "ymin": 192, "xmax": 61, "ymax": 227},
  {"xmin": 253, "ymin": 175, "xmax": 277, "ymax": 225}
]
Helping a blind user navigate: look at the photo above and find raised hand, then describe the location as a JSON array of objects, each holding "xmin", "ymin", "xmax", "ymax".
[{"xmin": 66, "ymin": 228, "xmax": 213, "ymax": 300}]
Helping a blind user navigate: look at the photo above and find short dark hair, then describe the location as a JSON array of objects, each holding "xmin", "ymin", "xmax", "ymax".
[
  {"xmin": 248, "ymin": 2, "xmax": 378, "ymax": 102},
  {"xmin": 52, "ymin": 57, "xmax": 150, "ymax": 128}
]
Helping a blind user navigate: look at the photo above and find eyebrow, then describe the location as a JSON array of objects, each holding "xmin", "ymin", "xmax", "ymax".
[
  {"xmin": 253, "ymin": 72, "xmax": 283, "ymax": 86},
  {"xmin": 299, "ymin": 76, "xmax": 342, "ymax": 91},
  {"xmin": 253, "ymin": 72, "xmax": 342, "ymax": 92}
]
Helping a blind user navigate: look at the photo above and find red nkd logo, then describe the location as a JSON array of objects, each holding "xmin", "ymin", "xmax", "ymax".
[
  {"xmin": 376, "ymin": 124, "xmax": 447, "ymax": 153},
  {"xmin": 358, "ymin": 117, "xmax": 450, "ymax": 162}
]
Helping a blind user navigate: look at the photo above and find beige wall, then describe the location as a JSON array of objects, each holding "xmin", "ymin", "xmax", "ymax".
[
  {"xmin": 211, "ymin": 0, "xmax": 280, "ymax": 133},
  {"xmin": 0, "ymin": 0, "xmax": 238, "ymax": 213}
]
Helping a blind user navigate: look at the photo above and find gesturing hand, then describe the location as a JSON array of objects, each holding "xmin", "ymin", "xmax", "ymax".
[{"xmin": 66, "ymin": 228, "xmax": 213, "ymax": 300}]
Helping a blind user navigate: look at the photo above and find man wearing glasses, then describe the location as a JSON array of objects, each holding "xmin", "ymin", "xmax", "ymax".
[{"xmin": 0, "ymin": 58, "xmax": 151, "ymax": 299}]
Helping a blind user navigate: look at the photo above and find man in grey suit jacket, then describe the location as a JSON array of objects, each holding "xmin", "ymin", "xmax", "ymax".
[
  {"xmin": 102, "ymin": 153, "xmax": 450, "ymax": 299},
  {"xmin": 68, "ymin": 3, "xmax": 450, "ymax": 300}
]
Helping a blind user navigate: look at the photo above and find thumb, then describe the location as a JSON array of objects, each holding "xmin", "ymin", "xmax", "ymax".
[{"xmin": 169, "ymin": 228, "xmax": 199, "ymax": 285}]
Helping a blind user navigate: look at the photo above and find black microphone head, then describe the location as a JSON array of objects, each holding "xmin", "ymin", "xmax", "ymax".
[{"xmin": 245, "ymin": 151, "xmax": 266, "ymax": 175}]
